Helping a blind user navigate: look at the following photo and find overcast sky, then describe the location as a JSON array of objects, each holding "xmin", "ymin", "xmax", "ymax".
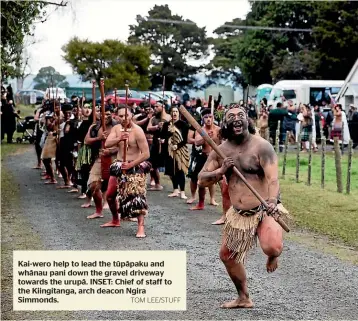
[{"xmin": 27, "ymin": 0, "xmax": 250, "ymax": 76}]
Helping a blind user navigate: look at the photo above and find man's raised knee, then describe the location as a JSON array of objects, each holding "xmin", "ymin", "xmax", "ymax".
[{"xmin": 261, "ymin": 242, "xmax": 283, "ymax": 258}]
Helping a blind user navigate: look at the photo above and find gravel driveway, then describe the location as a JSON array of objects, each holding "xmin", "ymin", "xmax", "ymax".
[{"xmin": 2, "ymin": 150, "xmax": 358, "ymax": 320}]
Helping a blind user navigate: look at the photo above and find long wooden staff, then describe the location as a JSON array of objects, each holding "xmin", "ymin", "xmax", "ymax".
[
  {"xmin": 179, "ymin": 106, "xmax": 290, "ymax": 233},
  {"xmin": 81, "ymin": 90, "xmax": 84, "ymax": 108},
  {"xmin": 123, "ymin": 83, "xmax": 129, "ymax": 164},
  {"xmin": 92, "ymin": 80, "xmax": 96, "ymax": 124},
  {"xmin": 99, "ymin": 78, "xmax": 111, "ymax": 181},
  {"xmin": 171, "ymin": 107, "xmax": 176, "ymax": 175},
  {"xmin": 114, "ymin": 88, "xmax": 117, "ymax": 111},
  {"xmin": 54, "ymin": 86, "xmax": 59, "ymax": 135},
  {"xmin": 162, "ymin": 76, "xmax": 165, "ymax": 102},
  {"xmin": 100, "ymin": 78, "xmax": 106, "ymax": 133}
]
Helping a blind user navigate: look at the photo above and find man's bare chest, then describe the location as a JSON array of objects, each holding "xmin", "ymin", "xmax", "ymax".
[{"xmin": 221, "ymin": 146, "xmax": 263, "ymax": 176}]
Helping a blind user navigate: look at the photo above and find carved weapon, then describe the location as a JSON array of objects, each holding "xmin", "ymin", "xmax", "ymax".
[{"xmin": 92, "ymin": 80, "xmax": 96, "ymax": 124}]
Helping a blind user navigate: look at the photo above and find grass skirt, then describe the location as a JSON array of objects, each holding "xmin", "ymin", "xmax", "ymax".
[{"xmin": 110, "ymin": 160, "xmax": 152, "ymax": 219}]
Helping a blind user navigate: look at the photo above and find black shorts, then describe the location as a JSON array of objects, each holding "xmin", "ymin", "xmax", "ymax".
[{"xmin": 187, "ymin": 153, "xmax": 208, "ymax": 182}]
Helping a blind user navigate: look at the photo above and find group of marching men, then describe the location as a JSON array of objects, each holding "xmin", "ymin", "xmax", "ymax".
[{"xmin": 32, "ymin": 94, "xmax": 236, "ymax": 238}]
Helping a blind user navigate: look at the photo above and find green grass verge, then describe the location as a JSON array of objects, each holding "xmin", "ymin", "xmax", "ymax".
[
  {"xmin": 278, "ymin": 151, "xmax": 358, "ymax": 248},
  {"xmin": 278, "ymin": 151, "xmax": 358, "ymax": 193}
]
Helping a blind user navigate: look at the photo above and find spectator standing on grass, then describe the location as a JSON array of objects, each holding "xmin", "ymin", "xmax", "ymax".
[
  {"xmin": 268, "ymin": 102, "xmax": 287, "ymax": 151},
  {"xmin": 1, "ymin": 98, "xmax": 19, "ymax": 143},
  {"xmin": 330, "ymin": 104, "xmax": 351, "ymax": 146},
  {"xmin": 283, "ymin": 101, "xmax": 298, "ymax": 144}
]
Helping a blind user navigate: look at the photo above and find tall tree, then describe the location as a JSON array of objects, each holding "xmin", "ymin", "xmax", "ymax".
[
  {"xmin": 206, "ymin": 18, "xmax": 247, "ymax": 89},
  {"xmin": 33, "ymin": 66, "xmax": 69, "ymax": 90},
  {"xmin": 62, "ymin": 37, "xmax": 151, "ymax": 90},
  {"xmin": 210, "ymin": 1, "xmax": 358, "ymax": 85},
  {"xmin": 128, "ymin": 5, "xmax": 209, "ymax": 91},
  {"xmin": 0, "ymin": 0, "xmax": 69, "ymax": 80}
]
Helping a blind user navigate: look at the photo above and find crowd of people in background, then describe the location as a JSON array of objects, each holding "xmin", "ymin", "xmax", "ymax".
[{"xmin": 2, "ymin": 90, "xmax": 357, "ymax": 232}]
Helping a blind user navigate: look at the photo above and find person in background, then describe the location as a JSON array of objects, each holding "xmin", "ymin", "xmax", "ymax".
[
  {"xmin": 268, "ymin": 102, "xmax": 287, "ymax": 151},
  {"xmin": 299, "ymin": 104, "xmax": 314, "ymax": 152},
  {"xmin": 330, "ymin": 104, "xmax": 351, "ymax": 146},
  {"xmin": 314, "ymin": 105, "xmax": 323, "ymax": 144},
  {"xmin": 161, "ymin": 106, "xmax": 190, "ymax": 200},
  {"xmin": 1, "ymin": 98, "xmax": 20, "ymax": 143},
  {"xmin": 283, "ymin": 101, "xmax": 298, "ymax": 144},
  {"xmin": 348, "ymin": 105, "xmax": 358, "ymax": 148}
]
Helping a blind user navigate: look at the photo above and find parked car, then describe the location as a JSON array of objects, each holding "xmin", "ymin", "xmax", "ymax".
[
  {"xmin": 15, "ymin": 89, "xmax": 45, "ymax": 105},
  {"xmin": 105, "ymin": 89, "xmax": 157, "ymax": 105},
  {"xmin": 138, "ymin": 91, "xmax": 163, "ymax": 101}
]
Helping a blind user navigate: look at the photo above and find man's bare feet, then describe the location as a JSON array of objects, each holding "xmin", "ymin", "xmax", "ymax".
[
  {"xmin": 136, "ymin": 225, "xmax": 146, "ymax": 238},
  {"xmin": 87, "ymin": 213, "xmax": 103, "ymax": 219},
  {"xmin": 210, "ymin": 199, "xmax": 219, "ymax": 206},
  {"xmin": 81, "ymin": 203, "xmax": 92, "ymax": 208},
  {"xmin": 56, "ymin": 185, "xmax": 71, "ymax": 189},
  {"xmin": 103, "ymin": 202, "xmax": 109, "ymax": 209},
  {"xmin": 186, "ymin": 198, "xmax": 196, "ymax": 204},
  {"xmin": 78, "ymin": 194, "xmax": 87, "ymax": 199},
  {"xmin": 190, "ymin": 204, "xmax": 204, "ymax": 210},
  {"xmin": 266, "ymin": 256, "xmax": 279, "ymax": 273},
  {"xmin": 100, "ymin": 220, "xmax": 120, "ymax": 227},
  {"xmin": 180, "ymin": 192, "xmax": 187, "ymax": 200},
  {"xmin": 168, "ymin": 192, "xmax": 179, "ymax": 197},
  {"xmin": 148, "ymin": 185, "xmax": 163, "ymax": 191},
  {"xmin": 220, "ymin": 298, "xmax": 254, "ymax": 309},
  {"xmin": 122, "ymin": 217, "xmax": 138, "ymax": 222},
  {"xmin": 211, "ymin": 217, "xmax": 226, "ymax": 225},
  {"xmin": 67, "ymin": 188, "xmax": 79, "ymax": 193},
  {"xmin": 45, "ymin": 180, "xmax": 57, "ymax": 184}
]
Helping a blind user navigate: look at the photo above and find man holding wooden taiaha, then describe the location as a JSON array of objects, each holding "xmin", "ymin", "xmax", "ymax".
[
  {"xmin": 101, "ymin": 105, "xmax": 151, "ymax": 238},
  {"xmin": 197, "ymin": 104, "xmax": 285, "ymax": 309}
]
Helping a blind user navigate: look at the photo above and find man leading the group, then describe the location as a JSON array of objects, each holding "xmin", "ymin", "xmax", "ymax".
[
  {"xmin": 101, "ymin": 106, "xmax": 151, "ymax": 238},
  {"xmin": 197, "ymin": 104, "xmax": 284, "ymax": 309}
]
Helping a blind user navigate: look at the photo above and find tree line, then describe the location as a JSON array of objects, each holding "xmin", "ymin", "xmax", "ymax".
[{"xmin": 2, "ymin": 1, "xmax": 358, "ymax": 91}]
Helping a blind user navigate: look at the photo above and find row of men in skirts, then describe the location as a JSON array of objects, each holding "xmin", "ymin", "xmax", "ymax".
[{"xmin": 33, "ymin": 97, "xmax": 262, "ymax": 236}]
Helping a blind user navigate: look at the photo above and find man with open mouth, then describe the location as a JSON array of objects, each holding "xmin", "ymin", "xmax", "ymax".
[{"xmin": 197, "ymin": 103, "xmax": 285, "ymax": 309}]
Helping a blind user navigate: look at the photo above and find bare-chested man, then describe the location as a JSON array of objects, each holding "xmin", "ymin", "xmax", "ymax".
[
  {"xmin": 189, "ymin": 109, "xmax": 220, "ymax": 210},
  {"xmin": 101, "ymin": 106, "xmax": 151, "ymax": 238},
  {"xmin": 84, "ymin": 110, "xmax": 118, "ymax": 219},
  {"xmin": 146, "ymin": 102, "xmax": 171, "ymax": 190},
  {"xmin": 198, "ymin": 104, "xmax": 284, "ymax": 309}
]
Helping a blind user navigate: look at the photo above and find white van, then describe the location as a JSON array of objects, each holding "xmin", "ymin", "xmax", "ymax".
[
  {"xmin": 268, "ymin": 80, "xmax": 344, "ymax": 107},
  {"xmin": 45, "ymin": 87, "xmax": 67, "ymax": 103}
]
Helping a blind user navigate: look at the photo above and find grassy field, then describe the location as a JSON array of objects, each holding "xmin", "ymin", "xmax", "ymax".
[{"xmin": 277, "ymin": 150, "xmax": 358, "ymax": 249}]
